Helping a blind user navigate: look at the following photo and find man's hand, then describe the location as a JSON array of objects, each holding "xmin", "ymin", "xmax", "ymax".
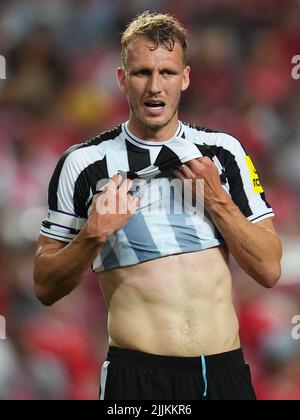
[
  {"xmin": 34, "ymin": 174, "xmax": 140, "ymax": 306},
  {"xmin": 83, "ymin": 174, "xmax": 140, "ymax": 245},
  {"xmin": 173, "ymin": 157, "xmax": 282, "ymax": 288},
  {"xmin": 173, "ymin": 157, "xmax": 229, "ymax": 210}
]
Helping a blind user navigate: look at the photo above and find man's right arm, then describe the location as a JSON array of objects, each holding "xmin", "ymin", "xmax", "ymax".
[
  {"xmin": 33, "ymin": 233, "xmax": 102, "ymax": 306},
  {"xmin": 33, "ymin": 175, "xmax": 139, "ymax": 306}
]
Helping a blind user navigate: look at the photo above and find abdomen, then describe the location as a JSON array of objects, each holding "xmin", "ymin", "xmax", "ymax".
[{"xmin": 98, "ymin": 246, "xmax": 240, "ymax": 356}]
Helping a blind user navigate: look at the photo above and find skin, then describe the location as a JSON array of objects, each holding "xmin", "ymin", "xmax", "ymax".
[
  {"xmin": 34, "ymin": 36, "xmax": 282, "ymax": 356},
  {"xmin": 117, "ymin": 36, "xmax": 190, "ymax": 140}
]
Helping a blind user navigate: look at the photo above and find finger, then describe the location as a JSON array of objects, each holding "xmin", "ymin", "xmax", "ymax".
[
  {"xmin": 129, "ymin": 195, "xmax": 140, "ymax": 206},
  {"xmin": 179, "ymin": 164, "xmax": 195, "ymax": 178},
  {"xmin": 197, "ymin": 157, "xmax": 219, "ymax": 174},
  {"xmin": 197, "ymin": 156, "xmax": 212, "ymax": 164},
  {"xmin": 92, "ymin": 193, "xmax": 100, "ymax": 207},
  {"xmin": 110, "ymin": 173, "xmax": 124, "ymax": 188},
  {"xmin": 118, "ymin": 177, "xmax": 134, "ymax": 195},
  {"xmin": 96, "ymin": 178, "xmax": 111, "ymax": 193},
  {"xmin": 127, "ymin": 196, "xmax": 140, "ymax": 214},
  {"xmin": 94, "ymin": 174, "xmax": 125, "ymax": 205},
  {"xmin": 185, "ymin": 159, "xmax": 204, "ymax": 171},
  {"xmin": 173, "ymin": 169, "xmax": 186, "ymax": 182},
  {"xmin": 92, "ymin": 189, "xmax": 107, "ymax": 206}
]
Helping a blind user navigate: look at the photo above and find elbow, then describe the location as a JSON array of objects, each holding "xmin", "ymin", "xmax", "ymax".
[
  {"xmin": 33, "ymin": 283, "xmax": 57, "ymax": 306},
  {"xmin": 33, "ymin": 270, "xmax": 75, "ymax": 306},
  {"xmin": 33, "ymin": 269, "xmax": 55, "ymax": 306},
  {"xmin": 259, "ymin": 263, "xmax": 282, "ymax": 289}
]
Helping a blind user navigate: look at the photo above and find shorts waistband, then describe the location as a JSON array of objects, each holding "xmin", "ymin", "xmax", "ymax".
[{"xmin": 107, "ymin": 346, "xmax": 246, "ymax": 373}]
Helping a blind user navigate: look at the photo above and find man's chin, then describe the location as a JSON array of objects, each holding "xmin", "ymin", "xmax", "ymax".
[{"xmin": 140, "ymin": 116, "xmax": 170, "ymax": 132}]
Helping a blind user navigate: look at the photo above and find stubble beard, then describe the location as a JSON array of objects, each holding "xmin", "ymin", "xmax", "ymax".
[{"xmin": 129, "ymin": 98, "xmax": 181, "ymax": 133}]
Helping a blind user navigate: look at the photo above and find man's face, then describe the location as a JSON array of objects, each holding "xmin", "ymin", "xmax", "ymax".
[{"xmin": 117, "ymin": 36, "xmax": 190, "ymax": 138}]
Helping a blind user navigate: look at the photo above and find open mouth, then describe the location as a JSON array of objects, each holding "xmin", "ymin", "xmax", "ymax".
[{"xmin": 144, "ymin": 100, "xmax": 166, "ymax": 112}]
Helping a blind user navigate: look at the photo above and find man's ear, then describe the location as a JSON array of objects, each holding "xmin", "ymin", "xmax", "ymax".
[
  {"xmin": 181, "ymin": 66, "xmax": 190, "ymax": 92},
  {"xmin": 117, "ymin": 67, "xmax": 127, "ymax": 93}
]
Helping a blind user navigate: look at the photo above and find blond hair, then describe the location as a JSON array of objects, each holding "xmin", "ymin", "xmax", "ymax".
[{"xmin": 121, "ymin": 11, "xmax": 188, "ymax": 68}]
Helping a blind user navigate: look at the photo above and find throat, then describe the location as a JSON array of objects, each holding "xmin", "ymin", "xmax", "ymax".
[{"xmin": 127, "ymin": 118, "xmax": 180, "ymax": 142}]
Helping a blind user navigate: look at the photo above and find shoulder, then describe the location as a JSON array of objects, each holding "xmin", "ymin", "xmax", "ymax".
[
  {"xmin": 183, "ymin": 122, "xmax": 247, "ymax": 157},
  {"xmin": 56, "ymin": 125, "xmax": 123, "ymax": 171}
]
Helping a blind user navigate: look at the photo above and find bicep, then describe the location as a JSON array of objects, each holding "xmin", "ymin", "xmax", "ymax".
[{"xmin": 41, "ymin": 151, "xmax": 88, "ymax": 242}]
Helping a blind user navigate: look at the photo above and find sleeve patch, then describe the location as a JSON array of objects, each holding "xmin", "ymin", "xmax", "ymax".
[{"xmin": 245, "ymin": 156, "xmax": 264, "ymax": 193}]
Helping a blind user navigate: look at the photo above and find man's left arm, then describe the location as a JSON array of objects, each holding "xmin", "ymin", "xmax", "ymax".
[{"xmin": 174, "ymin": 158, "xmax": 282, "ymax": 288}]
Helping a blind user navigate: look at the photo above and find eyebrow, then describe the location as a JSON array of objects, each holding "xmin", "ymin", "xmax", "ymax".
[{"xmin": 129, "ymin": 67, "xmax": 179, "ymax": 74}]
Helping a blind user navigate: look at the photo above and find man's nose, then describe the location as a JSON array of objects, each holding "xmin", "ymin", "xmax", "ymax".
[{"xmin": 148, "ymin": 73, "xmax": 162, "ymax": 95}]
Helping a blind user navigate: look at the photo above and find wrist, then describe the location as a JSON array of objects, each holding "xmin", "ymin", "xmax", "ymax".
[{"xmin": 76, "ymin": 224, "xmax": 108, "ymax": 249}]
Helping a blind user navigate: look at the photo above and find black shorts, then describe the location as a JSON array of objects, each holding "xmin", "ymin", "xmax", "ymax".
[{"xmin": 99, "ymin": 346, "xmax": 257, "ymax": 400}]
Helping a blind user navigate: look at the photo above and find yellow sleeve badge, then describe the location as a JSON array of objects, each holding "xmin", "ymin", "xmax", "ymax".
[{"xmin": 245, "ymin": 156, "xmax": 264, "ymax": 193}]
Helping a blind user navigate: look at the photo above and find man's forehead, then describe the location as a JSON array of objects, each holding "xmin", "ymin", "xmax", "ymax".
[{"xmin": 126, "ymin": 37, "xmax": 184, "ymax": 64}]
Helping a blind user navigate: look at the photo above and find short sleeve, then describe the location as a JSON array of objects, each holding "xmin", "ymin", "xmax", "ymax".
[
  {"xmin": 217, "ymin": 134, "xmax": 274, "ymax": 223},
  {"xmin": 40, "ymin": 146, "xmax": 88, "ymax": 243}
]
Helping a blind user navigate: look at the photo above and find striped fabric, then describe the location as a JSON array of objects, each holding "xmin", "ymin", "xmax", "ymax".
[{"xmin": 40, "ymin": 122, "xmax": 274, "ymax": 272}]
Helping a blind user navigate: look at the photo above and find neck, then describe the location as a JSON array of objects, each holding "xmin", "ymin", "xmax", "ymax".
[{"xmin": 127, "ymin": 115, "xmax": 180, "ymax": 142}]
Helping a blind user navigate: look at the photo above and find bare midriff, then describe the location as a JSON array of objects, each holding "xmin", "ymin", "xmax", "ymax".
[{"xmin": 97, "ymin": 245, "xmax": 240, "ymax": 356}]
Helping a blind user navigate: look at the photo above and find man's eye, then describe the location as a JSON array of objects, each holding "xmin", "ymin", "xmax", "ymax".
[
  {"xmin": 135, "ymin": 70, "xmax": 150, "ymax": 76},
  {"xmin": 161, "ymin": 71, "xmax": 175, "ymax": 76}
]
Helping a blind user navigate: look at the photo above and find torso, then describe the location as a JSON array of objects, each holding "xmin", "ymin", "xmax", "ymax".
[
  {"xmin": 97, "ymin": 244, "xmax": 240, "ymax": 357},
  {"xmin": 43, "ymin": 122, "xmax": 272, "ymax": 356}
]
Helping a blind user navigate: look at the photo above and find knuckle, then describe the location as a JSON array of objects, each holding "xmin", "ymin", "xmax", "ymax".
[
  {"xmin": 92, "ymin": 193, "xmax": 101, "ymax": 204},
  {"xmin": 127, "ymin": 179, "xmax": 133, "ymax": 188}
]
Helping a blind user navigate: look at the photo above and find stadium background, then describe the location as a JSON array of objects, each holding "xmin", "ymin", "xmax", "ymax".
[{"xmin": 0, "ymin": 0, "xmax": 300, "ymax": 400}]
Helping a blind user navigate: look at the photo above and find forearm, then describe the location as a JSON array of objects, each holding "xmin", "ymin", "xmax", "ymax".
[
  {"xmin": 34, "ymin": 175, "xmax": 140, "ymax": 306},
  {"xmin": 174, "ymin": 158, "xmax": 281, "ymax": 287},
  {"xmin": 34, "ymin": 230, "xmax": 103, "ymax": 305},
  {"xmin": 208, "ymin": 193, "xmax": 282, "ymax": 287}
]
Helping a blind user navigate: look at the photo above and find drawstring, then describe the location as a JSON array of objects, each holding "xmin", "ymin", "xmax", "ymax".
[{"xmin": 201, "ymin": 355, "xmax": 208, "ymax": 398}]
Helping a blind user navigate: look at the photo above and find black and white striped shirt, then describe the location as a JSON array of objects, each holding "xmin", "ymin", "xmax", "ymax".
[{"xmin": 40, "ymin": 122, "xmax": 274, "ymax": 272}]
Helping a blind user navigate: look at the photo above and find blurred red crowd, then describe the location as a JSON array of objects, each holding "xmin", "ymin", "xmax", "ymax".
[{"xmin": 0, "ymin": 0, "xmax": 300, "ymax": 400}]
